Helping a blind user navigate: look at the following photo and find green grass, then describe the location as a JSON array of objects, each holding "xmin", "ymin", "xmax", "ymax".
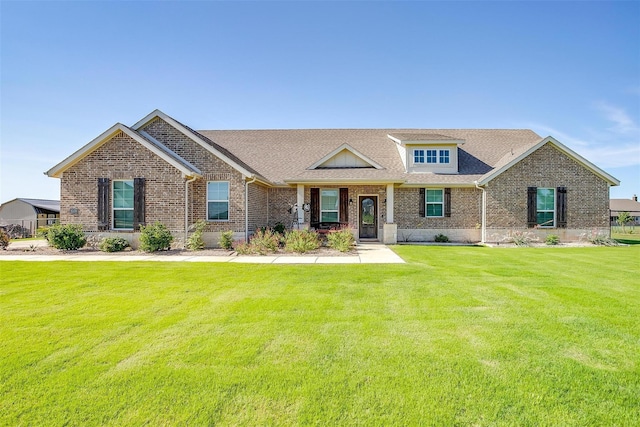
[
  {"xmin": 612, "ymin": 226, "xmax": 640, "ymax": 245},
  {"xmin": 1, "ymin": 246, "xmax": 639, "ymax": 425}
]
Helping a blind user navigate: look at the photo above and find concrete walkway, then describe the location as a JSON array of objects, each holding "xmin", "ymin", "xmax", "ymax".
[{"xmin": 0, "ymin": 241, "xmax": 405, "ymax": 264}]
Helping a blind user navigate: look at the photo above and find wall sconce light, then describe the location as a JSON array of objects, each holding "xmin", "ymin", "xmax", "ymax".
[
  {"xmin": 349, "ymin": 198, "xmax": 353, "ymax": 205},
  {"xmin": 383, "ymin": 198, "xmax": 387, "ymax": 204}
]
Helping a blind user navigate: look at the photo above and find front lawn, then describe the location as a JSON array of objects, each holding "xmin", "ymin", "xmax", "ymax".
[{"xmin": 1, "ymin": 246, "xmax": 639, "ymax": 425}]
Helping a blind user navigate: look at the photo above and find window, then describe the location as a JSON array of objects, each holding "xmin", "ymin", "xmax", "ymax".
[
  {"xmin": 207, "ymin": 181, "xmax": 229, "ymax": 221},
  {"xmin": 414, "ymin": 149, "xmax": 425, "ymax": 164},
  {"xmin": 426, "ymin": 150, "xmax": 438, "ymax": 163},
  {"xmin": 537, "ymin": 188, "xmax": 555, "ymax": 227},
  {"xmin": 426, "ymin": 189, "xmax": 444, "ymax": 217},
  {"xmin": 321, "ymin": 189, "xmax": 339, "ymax": 222},
  {"xmin": 113, "ymin": 180, "xmax": 134, "ymax": 229},
  {"xmin": 439, "ymin": 149, "xmax": 450, "ymax": 164}
]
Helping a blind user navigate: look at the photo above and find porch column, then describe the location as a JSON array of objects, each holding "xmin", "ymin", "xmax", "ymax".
[
  {"xmin": 297, "ymin": 184, "xmax": 305, "ymax": 228},
  {"xmin": 386, "ymin": 184, "xmax": 394, "ymax": 223}
]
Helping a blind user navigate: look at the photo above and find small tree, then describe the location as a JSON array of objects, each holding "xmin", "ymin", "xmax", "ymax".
[{"xmin": 616, "ymin": 211, "xmax": 632, "ymax": 233}]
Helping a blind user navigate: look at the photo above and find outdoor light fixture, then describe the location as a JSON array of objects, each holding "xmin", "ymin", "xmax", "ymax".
[{"xmin": 349, "ymin": 198, "xmax": 353, "ymax": 205}]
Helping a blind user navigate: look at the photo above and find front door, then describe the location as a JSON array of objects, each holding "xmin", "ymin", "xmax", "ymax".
[{"xmin": 359, "ymin": 196, "xmax": 377, "ymax": 239}]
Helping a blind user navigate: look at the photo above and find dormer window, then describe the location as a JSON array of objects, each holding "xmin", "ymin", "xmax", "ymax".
[
  {"xmin": 414, "ymin": 149, "xmax": 425, "ymax": 164},
  {"xmin": 391, "ymin": 134, "xmax": 463, "ymax": 174},
  {"xmin": 439, "ymin": 149, "xmax": 450, "ymax": 164},
  {"xmin": 415, "ymin": 149, "xmax": 450, "ymax": 164}
]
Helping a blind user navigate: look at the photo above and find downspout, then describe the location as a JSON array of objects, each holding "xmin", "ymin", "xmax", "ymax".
[
  {"xmin": 245, "ymin": 176, "xmax": 257, "ymax": 241},
  {"xmin": 474, "ymin": 181, "xmax": 486, "ymax": 244},
  {"xmin": 185, "ymin": 175, "xmax": 197, "ymax": 244}
]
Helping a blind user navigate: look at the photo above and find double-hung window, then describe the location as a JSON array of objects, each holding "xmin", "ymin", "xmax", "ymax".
[
  {"xmin": 426, "ymin": 189, "xmax": 444, "ymax": 217},
  {"xmin": 414, "ymin": 149, "xmax": 425, "ymax": 164},
  {"xmin": 536, "ymin": 188, "xmax": 555, "ymax": 227},
  {"xmin": 113, "ymin": 180, "xmax": 134, "ymax": 229},
  {"xmin": 320, "ymin": 189, "xmax": 339, "ymax": 222},
  {"xmin": 439, "ymin": 149, "xmax": 450, "ymax": 164},
  {"xmin": 207, "ymin": 181, "xmax": 229, "ymax": 221}
]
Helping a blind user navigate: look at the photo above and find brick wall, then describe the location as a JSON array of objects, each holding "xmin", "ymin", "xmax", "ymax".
[
  {"xmin": 142, "ymin": 118, "xmax": 247, "ymax": 233},
  {"xmin": 486, "ymin": 143, "xmax": 610, "ymax": 232},
  {"xmin": 248, "ymin": 182, "xmax": 269, "ymax": 233},
  {"xmin": 61, "ymin": 131, "xmax": 185, "ymax": 232},
  {"xmin": 267, "ymin": 187, "xmax": 297, "ymax": 229}
]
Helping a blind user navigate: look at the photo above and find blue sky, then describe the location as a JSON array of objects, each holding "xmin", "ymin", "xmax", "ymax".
[{"xmin": 1, "ymin": 1, "xmax": 639, "ymax": 203}]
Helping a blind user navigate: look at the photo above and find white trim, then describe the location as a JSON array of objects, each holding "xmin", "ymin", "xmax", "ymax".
[
  {"xmin": 320, "ymin": 188, "xmax": 340, "ymax": 222},
  {"xmin": 425, "ymin": 188, "xmax": 445, "ymax": 218},
  {"xmin": 112, "ymin": 179, "xmax": 134, "ymax": 230},
  {"xmin": 536, "ymin": 187, "xmax": 556, "ymax": 228},
  {"xmin": 46, "ymin": 123, "xmax": 201, "ymax": 178},
  {"xmin": 477, "ymin": 136, "xmax": 620, "ymax": 186},
  {"xmin": 132, "ymin": 109, "xmax": 261, "ymax": 181},
  {"xmin": 308, "ymin": 143, "xmax": 384, "ymax": 170}
]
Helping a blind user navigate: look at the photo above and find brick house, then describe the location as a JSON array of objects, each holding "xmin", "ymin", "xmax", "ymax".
[{"xmin": 46, "ymin": 109, "xmax": 619, "ymax": 247}]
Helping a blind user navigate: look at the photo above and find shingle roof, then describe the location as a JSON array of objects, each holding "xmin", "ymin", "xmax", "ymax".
[
  {"xmin": 18, "ymin": 199, "xmax": 60, "ymax": 212},
  {"xmin": 197, "ymin": 128, "xmax": 542, "ymax": 185},
  {"xmin": 388, "ymin": 133, "xmax": 462, "ymax": 141},
  {"xmin": 610, "ymin": 198, "xmax": 640, "ymax": 214}
]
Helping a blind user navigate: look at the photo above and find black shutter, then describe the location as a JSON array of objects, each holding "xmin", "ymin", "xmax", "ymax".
[
  {"xmin": 527, "ymin": 187, "xmax": 537, "ymax": 228},
  {"xmin": 444, "ymin": 188, "xmax": 451, "ymax": 218},
  {"xmin": 419, "ymin": 188, "xmax": 425, "ymax": 217},
  {"xmin": 557, "ymin": 186, "xmax": 567, "ymax": 228},
  {"xmin": 97, "ymin": 178, "xmax": 110, "ymax": 231},
  {"xmin": 133, "ymin": 178, "xmax": 146, "ymax": 230},
  {"xmin": 339, "ymin": 188, "xmax": 349, "ymax": 223},
  {"xmin": 310, "ymin": 188, "xmax": 320, "ymax": 225}
]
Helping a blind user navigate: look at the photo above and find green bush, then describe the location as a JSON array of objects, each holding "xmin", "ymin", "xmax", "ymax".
[
  {"xmin": 47, "ymin": 224, "xmax": 87, "ymax": 250},
  {"xmin": 284, "ymin": 229, "xmax": 320, "ymax": 253},
  {"xmin": 99, "ymin": 237, "xmax": 130, "ymax": 252},
  {"xmin": 273, "ymin": 222, "xmax": 286, "ymax": 235},
  {"xmin": 233, "ymin": 240, "xmax": 252, "ymax": 255},
  {"xmin": 250, "ymin": 228, "xmax": 281, "ymax": 255},
  {"xmin": 0, "ymin": 229, "xmax": 9, "ymax": 250},
  {"xmin": 326, "ymin": 228, "xmax": 355, "ymax": 252},
  {"xmin": 219, "ymin": 230, "xmax": 234, "ymax": 250},
  {"xmin": 36, "ymin": 226, "xmax": 51, "ymax": 240},
  {"xmin": 139, "ymin": 222, "xmax": 173, "ymax": 252},
  {"xmin": 186, "ymin": 220, "xmax": 207, "ymax": 251},
  {"xmin": 545, "ymin": 234, "xmax": 560, "ymax": 245},
  {"xmin": 434, "ymin": 233, "xmax": 449, "ymax": 243}
]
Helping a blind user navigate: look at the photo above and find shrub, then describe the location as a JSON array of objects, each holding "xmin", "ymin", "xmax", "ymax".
[
  {"xmin": 250, "ymin": 228, "xmax": 281, "ymax": 255},
  {"xmin": 36, "ymin": 226, "xmax": 51, "ymax": 240},
  {"xmin": 326, "ymin": 228, "xmax": 355, "ymax": 252},
  {"xmin": 139, "ymin": 222, "xmax": 173, "ymax": 252},
  {"xmin": 233, "ymin": 240, "xmax": 253, "ymax": 255},
  {"xmin": 5, "ymin": 224, "xmax": 29, "ymax": 239},
  {"xmin": 273, "ymin": 222, "xmax": 286, "ymax": 235},
  {"xmin": 499, "ymin": 230, "xmax": 539, "ymax": 246},
  {"xmin": 47, "ymin": 224, "xmax": 87, "ymax": 250},
  {"xmin": 581, "ymin": 230, "xmax": 618, "ymax": 246},
  {"xmin": 434, "ymin": 233, "xmax": 449, "ymax": 243},
  {"xmin": 99, "ymin": 237, "xmax": 130, "ymax": 252},
  {"xmin": 545, "ymin": 234, "xmax": 560, "ymax": 245},
  {"xmin": 284, "ymin": 229, "xmax": 320, "ymax": 253},
  {"xmin": 0, "ymin": 229, "xmax": 9, "ymax": 250},
  {"xmin": 186, "ymin": 220, "xmax": 207, "ymax": 251},
  {"xmin": 219, "ymin": 230, "xmax": 234, "ymax": 250}
]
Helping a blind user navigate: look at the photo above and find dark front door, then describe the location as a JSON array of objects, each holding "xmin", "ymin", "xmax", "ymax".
[{"xmin": 359, "ymin": 196, "xmax": 377, "ymax": 239}]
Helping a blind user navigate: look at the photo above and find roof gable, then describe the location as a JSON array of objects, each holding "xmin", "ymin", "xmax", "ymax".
[
  {"xmin": 132, "ymin": 110, "xmax": 267, "ymax": 182},
  {"xmin": 477, "ymin": 136, "xmax": 620, "ymax": 186},
  {"xmin": 309, "ymin": 144, "xmax": 383, "ymax": 170},
  {"xmin": 46, "ymin": 123, "xmax": 201, "ymax": 178}
]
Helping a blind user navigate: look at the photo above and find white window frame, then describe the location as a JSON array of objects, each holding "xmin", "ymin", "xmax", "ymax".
[
  {"xmin": 207, "ymin": 181, "xmax": 230, "ymax": 222},
  {"xmin": 413, "ymin": 149, "xmax": 425, "ymax": 164},
  {"xmin": 537, "ymin": 188, "xmax": 556, "ymax": 228},
  {"xmin": 112, "ymin": 179, "xmax": 134, "ymax": 230},
  {"xmin": 320, "ymin": 188, "xmax": 339, "ymax": 223},
  {"xmin": 426, "ymin": 149, "xmax": 438, "ymax": 164},
  {"xmin": 439, "ymin": 149, "xmax": 450, "ymax": 164},
  {"xmin": 426, "ymin": 188, "xmax": 444, "ymax": 218}
]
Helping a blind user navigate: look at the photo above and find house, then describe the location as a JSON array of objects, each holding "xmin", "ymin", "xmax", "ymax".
[
  {"xmin": 610, "ymin": 196, "xmax": 640, "ymax": 226},
  {"xmin": 45, "ymin": 109, "xmax": 619, "ymax": 247},
  {"xmin": 0, "ymin": 198, "xmax": 60, "ymax": 237}
]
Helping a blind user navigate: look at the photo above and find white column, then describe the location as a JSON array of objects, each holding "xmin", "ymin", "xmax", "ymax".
[
  {"xmin": 297, "ymin": 184, "xmax": 305, "ymax": 227},
  {"xmin": 386, "ymin": 183, "xmax": 394, "ymax": 223}
]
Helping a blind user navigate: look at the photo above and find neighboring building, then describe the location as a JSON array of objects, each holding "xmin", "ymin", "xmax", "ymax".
[
  {"xmin": 610, "ymin": 196, "xmax": 640, "ymax": 226},
  {"xmin": 0, "ymin": 198, "xmax": 60, "ymax": 237},
  {"xmin": 45, "ymin": 109, "xmax": 619, "ymax": 247}
]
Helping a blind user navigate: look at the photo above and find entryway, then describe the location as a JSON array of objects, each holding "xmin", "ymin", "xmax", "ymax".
[{"xmin": 359, "ymin": 196, "xmax": 378, "ymax": 239}]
